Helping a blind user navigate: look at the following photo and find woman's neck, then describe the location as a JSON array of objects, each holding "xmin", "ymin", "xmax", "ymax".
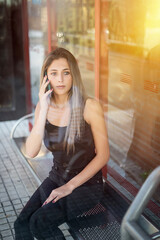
[
  {"xmin": 53, "ymin": 95, "xmax": 68, "ymax": 104},
  {"xmin": 51, "ymin": 96, "xmax": 69, "ymax": 110}
]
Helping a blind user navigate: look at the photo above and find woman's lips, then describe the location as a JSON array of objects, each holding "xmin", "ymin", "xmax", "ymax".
[{"xmin": 56, "ymin": 85, "xmax": 65, "ymax": 89}]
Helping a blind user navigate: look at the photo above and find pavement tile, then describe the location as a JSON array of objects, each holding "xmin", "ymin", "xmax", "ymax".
[
  {"xmin": 0, "ymin": 207, "xmax": 3, "ymax": 213},
  {"xmin": 0, "ymin": 183, "xmax": 5, "ymax": 189},
  {"xmin": 15, "ymin": 209, "xmax": 21, "ymax": 215},
  {"xmin": 1, "ymin": 229, "xmax": 12, "ymax": 237},
  {"xmin": 1, "ymin": 197, "xmax": 10, "ymax": 202},
  {"xmin": 2, "ymin": 201, "xmax": 12, "ymax": 207},
  {"xmin": 3, "ymin": 236, "xmax": 14, "ymax": 240},
  {"xmin": 0, "ymin": 189, "xmax": 6, "ymax": 195},
  {"xmin": 65, "ymin": 237, "xmax": 74, "ymax": 240},
  {"xmin": 5, "ymin": 182, "xmax": 14, "ymax": 188},
  {"xmin": 12, "ymin": 178, "xmax": 21, "ymax": 182},
  {"xmin": 5, "ymin": 211, "xmax": 16, "ymax": 218},
  {"xmin": 20, "ymin": 197, "xmax": 29, "ymax": 205},
  {"xmin": 14, "ymin": 204, "xmax": 23, "ymax": 210},
  {"xmin": 8, "ymin": 193, "xmax": 19, "ymax": 199},
  {"xmin": 5, "ymin": 187, "xmax": 16, "ymax": 193},
  {"xmin": 63, "ymin": 230, "xmax": 71, "ymax": 237},
  {"xmin": 0, "ymin": 218, "xmax": 7, "ymax": 224},
  {"xmin": 3, "ymin": 179, "xmax": 12, "ymax": 184},
  {"xmin": 59, "ymin": 223, "xmax": 69, "ymax": 230},
  {"xmin": 4, "ymin": 205, "xmax": 14, "ymax": 212},
  {"xmin": 9, "ymin": 221, "xmax": 14, "ymax": 229},
  {"xmin": 11, "ymin": 199, "xmax": 21, "ymax": 205},
  {"xmin": 0, "ymin": 193, "xmax": 8, "ymax": 199},
  {"xmin": 0, "ymin": 213, "xmax": 6, "ymax": 218},
  {"xmin": 16, "ymin": 191, "xmax": 28, "ymax": 198},
  {"xmin": 6, "ymin": 215, "xmax": 17, "ymax": 223},
  {"xmin": 0, "ymin": 223, "xmax": 10, "ymax": 231}
]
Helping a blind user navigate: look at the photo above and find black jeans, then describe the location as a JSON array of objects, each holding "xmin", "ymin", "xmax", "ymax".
[
  {"xmin": 14, "ymin": 172, "xmax": 103, "ymax": 240},
  {"xmin": 14, "ymin": 177, "xmax": 67, "ymax": 240}
]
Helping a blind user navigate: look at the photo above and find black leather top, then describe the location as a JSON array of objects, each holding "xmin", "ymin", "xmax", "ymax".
[{"xmin": 44, "ymin": 119, "xmax": 102, "ymax": 183}]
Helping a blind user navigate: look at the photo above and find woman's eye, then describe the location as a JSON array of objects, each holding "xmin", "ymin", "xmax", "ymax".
[
  {"xmin": 51, "ymin": 72, "xmax": 56, "ymax": 76},
  {"xmin": 64, "ymin": 71, "xmax": 70, "ymax": 75}
]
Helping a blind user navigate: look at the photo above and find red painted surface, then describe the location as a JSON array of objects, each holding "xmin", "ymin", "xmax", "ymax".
[
  {"xmin": 29, "ymin": 121, "xmax": 33, "ymax": 132},
  {"xmin": 102, "ymin": 165, "xmax": 107, "ymax": 180}
]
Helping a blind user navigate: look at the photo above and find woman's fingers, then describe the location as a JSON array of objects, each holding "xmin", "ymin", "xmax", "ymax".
[
  {"xmin": 52, "ymin": 196, "xmax": 59, "ymax": 203},
  {"xmin": 39, "ymin": 77, "xmax": 52, "ymax": 99},
  {"xmin": 42, "ymin": 185, "xmax": 73, "ymax": 207},
  {"xmin": 42, "ymin": 194, "xmax": 57, "ymax": 206},
  {"xmin": 43, "ymin": 75, "xmax": 47, "ymax": 82},
  {"xmin": 44, "ymin": 79, "xmax": 50, "ymax": 89},
  {"xmin": 41, "ymin": 77, "xmax": 50, "ymax": 92},
  {"xmin": 42, "ymin": 189, "xmax": 62, "ymax": 206},
  {"xmin": 41, "ymin": 75, "xmax": 47, "ymax": 88},
  {"xmin": 45, "ymin": 88, "xmax": 53, "ymax": 96}
]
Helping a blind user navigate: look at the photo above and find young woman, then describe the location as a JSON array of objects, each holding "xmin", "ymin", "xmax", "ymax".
[{"xmin": 14, "ymin": 47, "xmax": 109, "ymax": 240}]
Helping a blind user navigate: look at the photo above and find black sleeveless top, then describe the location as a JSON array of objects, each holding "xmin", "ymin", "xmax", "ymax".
[{"xmin": 44, "ymin": 119, "xmax": 102, "ymax": 184}]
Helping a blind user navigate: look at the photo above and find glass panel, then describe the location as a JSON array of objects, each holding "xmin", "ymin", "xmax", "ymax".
[
  {"xmin": 27, "ymin": 0, "xmax": 48, "ymax": 108},
  {"xmin": 0, "ymin": 1, "xmax": 15, "ymax": 111},
  {"xmin": 100, "ymin": 0, "xmax": 160, "ymax": 226},
  {"xmin": 49, "ymin": 0, "xmax": 95, "ymax": 97},
  {"xmin": 0, "ymin": 0, "xmax": 27, "ymax": 120},
  {"xmin": 28, "ymin": 0, "xmax": 95, "ymax": 106}
]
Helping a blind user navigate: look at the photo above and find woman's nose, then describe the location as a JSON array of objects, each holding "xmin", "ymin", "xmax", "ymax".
[{"xmin": 58, "ymin": 73, "xmax": 63, "ymax": 82}]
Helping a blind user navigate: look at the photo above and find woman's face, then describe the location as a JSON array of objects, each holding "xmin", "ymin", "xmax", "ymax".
[{"xmin": 47, "ymin": 58, "xmax": 72, "ymax": 97}]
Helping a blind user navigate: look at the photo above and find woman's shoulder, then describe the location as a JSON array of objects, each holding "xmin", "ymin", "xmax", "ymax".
[
  {"xmin": 83, "ymin": 98, "xmax": 104, "ymax": 125},
  {"xmin": 84, "ymin": 97, "xmax": 101, "ymax": 110}
]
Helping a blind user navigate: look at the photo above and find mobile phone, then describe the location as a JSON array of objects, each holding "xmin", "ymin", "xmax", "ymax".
[{"xmin": 44, "ymin": 71, "xmax": 51, "ymax": 91}]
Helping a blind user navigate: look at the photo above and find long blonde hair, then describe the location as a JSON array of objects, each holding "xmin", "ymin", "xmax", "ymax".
[{"xmin": 40, "ymin": 47, "xmax": 87, "ymax": 152}]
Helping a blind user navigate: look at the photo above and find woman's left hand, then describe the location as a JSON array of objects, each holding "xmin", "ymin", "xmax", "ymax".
[{"xmin": 42, "ymin": 184, "xmax": 73, "ymax": 206}]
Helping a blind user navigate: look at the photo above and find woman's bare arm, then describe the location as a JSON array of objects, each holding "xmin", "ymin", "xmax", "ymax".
[
  {"xmin": 25, "ymin": 102, "xmax": 47, "ymax": 158},
  {"xmin": 25, "ymin": 77, "xmax": 52, "ymax": 158}
]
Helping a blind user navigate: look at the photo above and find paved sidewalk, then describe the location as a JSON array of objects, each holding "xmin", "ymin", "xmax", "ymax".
[{"xmin": 0, "ymin": 120, "xmax": 73, "ymax": 240}]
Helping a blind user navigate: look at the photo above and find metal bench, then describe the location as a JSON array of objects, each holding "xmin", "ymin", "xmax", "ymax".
[{"xmin": 10, "ymin": 113, "xmax": 160, "ymax": 239}]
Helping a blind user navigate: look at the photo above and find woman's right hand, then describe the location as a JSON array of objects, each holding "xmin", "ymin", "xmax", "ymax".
[
  {"xmin": 38, "ymin": 76, "xmax": 53, "ymax": 111},
  {"xmin": 25, "ymin": 76, "xmax": 53, "ymax": 158}
]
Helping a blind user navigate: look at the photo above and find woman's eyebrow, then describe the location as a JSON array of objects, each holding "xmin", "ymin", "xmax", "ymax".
[
  {"xmin": 49, "ymin": 68, "xmax": 70, "ymax": 71},
  {"xmin": 63, "ymin": 68, "xmax": 70, "ymax": 71},
  {"xmin": 49, "ymin": 69, "xmax": 57, "ymax": 72}
]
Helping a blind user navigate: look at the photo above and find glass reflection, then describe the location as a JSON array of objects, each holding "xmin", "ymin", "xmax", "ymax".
[
  {"xmin": 100, "ymin": 0, "xmax": 160, "ymax": 196},
  {"xmin": 50, "ymin": 0, "xmax": 95, "ymax": 97},
  {"xmin": 28, "ymin": 0, "xmax": 95, "ymax": 108}
]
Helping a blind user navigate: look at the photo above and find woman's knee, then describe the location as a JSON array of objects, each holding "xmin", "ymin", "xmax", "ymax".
[
  {"xmin": 29, "ymin": 211, "xmax": 45, "ymax": 237},
  {"xmin": 29, "ymin": 210, "xmax": 64, "ymax": 239},
  {"xmin": 14, "ymin": 217, "xmax": 20, "ymax": 231},
  {"xmin": 14, "ymin": 216, "xmax": 32, "ymax": 239},
  {"xmin": 14, "ymin": 216, "xmax": 25, "ymax": 231}
]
